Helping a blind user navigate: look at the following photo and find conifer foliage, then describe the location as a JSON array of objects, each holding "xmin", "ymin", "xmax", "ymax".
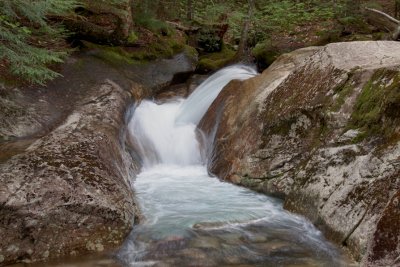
[{"xmin": 0, "ymin": 0, "xmax": 78, "ymax": 85}]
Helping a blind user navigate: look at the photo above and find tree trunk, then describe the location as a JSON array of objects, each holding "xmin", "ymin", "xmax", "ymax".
[
  {"xmin": 234, "ymin": 0, "xmax": 255, "ymax": 62},
  {"xmin": 187, "ymin": 0, "xmax": 193, "ymax": 21},
  {"xmin": 396, "ymin": 0, "xmax": 400, "ymax": 19}
]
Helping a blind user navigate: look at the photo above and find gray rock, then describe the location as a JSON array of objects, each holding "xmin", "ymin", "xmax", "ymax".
[
  {"xmin": 0, "ymin": 80, "xmax": 139, "ymax": 265},
  {"xmin": 0, "ymin": 48, "xmax": 198, "ymax": 266},
  {"xmin": 200, "ymin": 41, "xmax": 400, "ymax": 265}
]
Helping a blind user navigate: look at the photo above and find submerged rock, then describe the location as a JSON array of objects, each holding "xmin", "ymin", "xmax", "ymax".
[
  {"xmin": 200, "ymin": 41, "xmax": 400, "ymax": 265},
  {"xmin": 0, "ymin": 80, "xmax": 139, "ymax": 265}
]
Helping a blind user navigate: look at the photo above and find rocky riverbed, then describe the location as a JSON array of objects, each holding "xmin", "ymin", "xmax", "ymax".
[{"xmin": 1, "ymin": 41, "xmax": 399, "ymax": 267}]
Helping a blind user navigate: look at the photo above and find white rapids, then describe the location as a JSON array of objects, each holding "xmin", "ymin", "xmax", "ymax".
[
  {"xmin": 120, "ymin": 65, "xmax": 348, "ymax": 267},
  {"xmin": 175, "ymin": 65, "xmax": 257, "ymax": 125},
  {"xmin": 128, "ymin": 100, "xmax": 202, "ymax": 168}
]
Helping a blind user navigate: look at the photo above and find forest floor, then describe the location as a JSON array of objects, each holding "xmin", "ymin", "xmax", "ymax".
[
  {"xmin": 377, "ymin": 0, "xmax": 396, "ymax": 15},
  {"xmin": 1, "ymin": 1, "xmax": 399, "ymax": 87}
]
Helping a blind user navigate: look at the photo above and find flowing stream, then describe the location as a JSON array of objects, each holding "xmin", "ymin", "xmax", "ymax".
[{"xmin": 118, "ymin": 65, "xmax": 349, "ymax": 267}]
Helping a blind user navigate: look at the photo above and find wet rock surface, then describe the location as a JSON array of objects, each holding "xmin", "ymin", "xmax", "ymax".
[
  {"xmin": 153, "ymin": 74, "xmax": 209, "ymax": 103},
  {"xmin": 200, "ymin": 41, "xmax": 400, "ymax": 266},
  {"xmin": 119, "ymin": 220, "xmax": 348, "ymax": 267},
  {"xmin": 0, "ymin": 51, "xmax": 196, "ymax": 265},
  {"xmin": 0, "ymin": 80, "xmax": 139, "ymax": 265}
]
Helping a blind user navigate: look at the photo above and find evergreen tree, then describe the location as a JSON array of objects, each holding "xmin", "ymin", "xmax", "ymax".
[{"xmin": 0, "ymin": 0, "xmax": 78, "ymax": 85}]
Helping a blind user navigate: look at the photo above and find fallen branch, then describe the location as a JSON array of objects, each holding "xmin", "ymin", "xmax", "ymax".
[{"xmin": 365, "ymin": 8, "xmax": 400, "ymax": 40}]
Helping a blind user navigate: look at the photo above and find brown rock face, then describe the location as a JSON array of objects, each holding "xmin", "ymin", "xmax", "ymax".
[
  {"xmin": 199, "ymin": 41, "xmax": 400, "ymax": 265},
  {"xmin": 199, "ymin": 46, "xmax": 319, "ymax": 195},
  {"xmin": 0, "ymin": 80, "xmax": 139, "ymax": 265}
]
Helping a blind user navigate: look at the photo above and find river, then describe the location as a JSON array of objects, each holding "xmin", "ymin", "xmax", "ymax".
[
  {"xmin": 28, "ymin": 65, "xmax": 350, "ymax": 267},
  {"xmin": 117, "ymin": 65, "xmax": 349, "ymax": 267}
]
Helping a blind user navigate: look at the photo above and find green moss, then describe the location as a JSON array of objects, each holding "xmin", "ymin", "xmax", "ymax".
[
  {"xmin": 352, "ymin": 72, "xmax": 386, "ymax": 126},
  {"xmin": 90, "ymin": 45, "xmax": 135, "ymax": 65},
  {"xmin": 197, "ymin": 46, "xmax": 235, "ymax": 72},
  {"xmin": 351, "ymin": 131, "xmax": 368, "ymax": 144},
  {"xmin": 348, "ymin": 69, "xmax": 400, "ymax": 141},
  {"xmin": 127, "ymin": 31, "xmax": 138, "ymax": 44},
  {"xmin": 251, "ymin": 39, "xmax": 280, "ymax": 67},
  {"xmin": 183, "ymin": 45, "xmax": 199, "ymax": 61},
  {"xmin": 134, "ymin": 15, "xmax": 174, "ymax": 36},
  {"xmin": 83, "ymin": 33, "xmax": 185, "ymax": 65},
  {"xmin": 331, "ymin": 83, "xmax": 354, "ymax": 112}
]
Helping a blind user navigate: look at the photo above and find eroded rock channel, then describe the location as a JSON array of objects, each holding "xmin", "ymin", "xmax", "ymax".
[{"xmin": 1, "ymin": 41, "xmax": 399, "ymax": 267}]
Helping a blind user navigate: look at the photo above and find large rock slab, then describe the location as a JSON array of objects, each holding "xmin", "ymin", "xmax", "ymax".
[
  {"xmin": 0, "ymin": 45, "xmax": 197, "ymax": 266},
  {"xmin": 200, "ymin": 41, "xmax": 400, "ymax": 265},
  {"xmin": 0, "ymin": 80, "xmax": 139, "ymax": 265}
]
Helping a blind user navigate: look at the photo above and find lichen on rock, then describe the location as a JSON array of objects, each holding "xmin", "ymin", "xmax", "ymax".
[
  {"xmin": 200, "ymin": 41, "xmax": 400, "ymax": 266},
  {"xmin": 0, "ymin": 80, "xmax": 139, "ymax": 265}
]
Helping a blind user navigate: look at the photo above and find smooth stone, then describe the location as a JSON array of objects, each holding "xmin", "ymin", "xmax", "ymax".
[{"xmin": 189, "ymin": 236, "xmax": 221, "ymax": 250}]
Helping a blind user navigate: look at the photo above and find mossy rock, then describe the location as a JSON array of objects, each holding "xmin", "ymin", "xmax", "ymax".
[
  {"xmin": 330, "ymin": 83, "xmax": 355, "ymax": 112},
  {"xmin": 183, "ymin": 45, "xmax": 199, "ymax": 62},
  {"xmin": 252, "ymin": 40, "xmax": 282, "ymax": 70},
  {"xmin": 348, "ymin": 69, "xmax": 400, "ymax": 142},
  {"xmin": 197, "ymin": 46, "xmax": 235, "ymax": 73},
  {"xmin": 82, "ymin": 33, "xmax": 185, "ymax": 65}
]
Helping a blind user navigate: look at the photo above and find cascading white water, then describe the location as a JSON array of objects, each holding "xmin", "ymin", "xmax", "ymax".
[
  {"xmin": 175, "ymin": 65, "xmax": 258, "ymax": 125},
  {"xmin": 129, "ymin": 64, "xmax": 257, "ymax": 168},
  {"xmin": 128, "ymin": 100, "xmax": 202, "ymax": 168},
  {"xmin": 122, "ymin": 64, "xmax": 348, "ymax": 266}
]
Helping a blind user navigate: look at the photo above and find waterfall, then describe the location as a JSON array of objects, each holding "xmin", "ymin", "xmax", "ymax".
[
  {"xmin": 175, "ymin": 64, "xmax": 257, "ymax": 126},
  {"xmin": 128, "ymin": 64, "xmax": 257, "ymax": 168},
  {"xmin": 128, "ymin": 100, "xmax": 202, "ymax": 168},
  {"xmin": 121, "ymin": 64, "xmax": 348, "ymax": 267}
]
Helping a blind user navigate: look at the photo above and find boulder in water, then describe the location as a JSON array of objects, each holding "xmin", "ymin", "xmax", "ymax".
[{"xmin": 199, "ymin": 41, "xmax": 400, "ymax": 265}]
